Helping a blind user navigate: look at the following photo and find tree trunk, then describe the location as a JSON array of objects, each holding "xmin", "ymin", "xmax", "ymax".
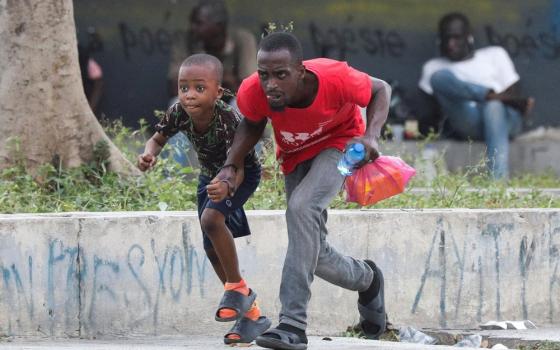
[{"xmin": 0, "ymin": 0, "xmax": 139, "ymax": 175}]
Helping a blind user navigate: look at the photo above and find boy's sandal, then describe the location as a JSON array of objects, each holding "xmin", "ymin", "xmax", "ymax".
[
  {"xmin": 215, "ymin": 289, "xmax": 257, "ymax": 322},
  {"xmin": 256, "ymin": 328, "xmax": 308, "ymax": 350},
  {"xmin": 223, "ymin": 315, "xmax": 272, "ymax": 345},
  {"xmin": 357, "ymin": 262, "xmax": 387, "ymax": 339}
]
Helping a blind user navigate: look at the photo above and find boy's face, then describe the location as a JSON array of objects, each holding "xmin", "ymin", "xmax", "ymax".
[
  {"xmin": 178, "ymin": 63, "xmax": 223, "ymax": 119},
  {"xmin": 257, "ymin": 48, "xmax": 304, "ymax": 112}
]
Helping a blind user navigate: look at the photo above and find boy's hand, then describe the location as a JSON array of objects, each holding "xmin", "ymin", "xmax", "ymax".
[
  {"xmin": 206, "ymin": 180, "xmax": 230, "ymax": 202},
  {"xmin": 137, "ymin": 153, "xmax": 157, "ymax": 172}
]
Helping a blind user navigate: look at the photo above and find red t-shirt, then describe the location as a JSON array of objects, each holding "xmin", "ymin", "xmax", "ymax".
[{"xmin": 237, "ymin": 58, "xmax": 372, "ymax": 174}]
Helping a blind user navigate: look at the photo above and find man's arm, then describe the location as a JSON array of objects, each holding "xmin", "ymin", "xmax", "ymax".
[
  {"xmin": 486, "ymin": 82, "xmax": 534, "ymax": 115},
  {"xmin": 358, "ymin": 76, "xmax": 391, "ymax": 161},
  {"xmin": 210, "ymin": 118, "xmax": 267, "ymax": 201},
  {"xmin": 236, "ymin": 29, "xmax": 258, "ymax": 80},
  {"xmin": 167, "ymin": 39, "xmax": 184, "ymax": 98},
  {"xmin": 227, "ymin": 118, "xmax": 267, "ymax": 166}
]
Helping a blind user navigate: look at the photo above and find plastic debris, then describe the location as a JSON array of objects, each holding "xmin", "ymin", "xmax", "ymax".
[
  {"xmin": 158, "ymin": 201, "xmax": 168, "ymax": 211},
  {"xmin": 454, "ymin": 334, "xmax": 482, "ymax": 347},
  {"xmin": 480, "ymin": 320, "xmax": 537, "ymax": 330},
  {"xmin": 398, "ymin": 326, "xmax": 437, "ymax": 345}
]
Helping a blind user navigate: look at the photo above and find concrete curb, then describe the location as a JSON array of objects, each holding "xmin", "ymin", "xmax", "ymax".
[
  {"xmin": 1, "ymin": 210, "xmax": 559, "ymax": 338},
  {"xmin": 408, "ymin": 188, "xmax": 560, "ymax": 198}
]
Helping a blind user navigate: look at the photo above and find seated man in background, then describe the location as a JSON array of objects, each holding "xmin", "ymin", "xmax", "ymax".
[
  {"xmin": 418, "ymin": 12, "xmax": 534, "ymax": 179},
  {"xmin": 165, "ymin": 0, "xmax": 258, "ymax": 166},
  {"xmin": 167, "ymin": 0, "xmax": 257, "ymax": 100}
]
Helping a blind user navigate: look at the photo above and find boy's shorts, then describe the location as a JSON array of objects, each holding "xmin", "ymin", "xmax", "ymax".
[{"xmin": 197, "ymin": 164, "xmax": 261, "ymax": 250}]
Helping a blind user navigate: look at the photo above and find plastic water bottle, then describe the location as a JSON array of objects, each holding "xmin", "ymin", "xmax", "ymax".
[{"xmin": 337, "ymin": 143, "xmax": 365, "ymax": 176}]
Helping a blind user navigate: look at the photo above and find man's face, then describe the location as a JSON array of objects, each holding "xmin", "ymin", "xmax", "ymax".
[
  {"xmin": 190, "ymin": 7, "xmax": 221, "ymax": 43},
  {"xmin": 440, "ymin": 19, "xmax": 471, "ymax": 61},
  {"xmin": 256, "ymin": 49, "xmax": 304, "ymax": 112}
]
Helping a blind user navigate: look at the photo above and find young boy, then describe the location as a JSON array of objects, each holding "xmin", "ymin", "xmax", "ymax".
[{"xmin": 137, "ymin": 53, "xmax": 270, "ymax": 344}]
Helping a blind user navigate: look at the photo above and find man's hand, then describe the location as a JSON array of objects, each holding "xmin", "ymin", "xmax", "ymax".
[
  {"xmin": 137, "ymin": 153, "xmax": 157, "ymax": 172},
  {"xmin": 208, "ymin": 164, "xmax": 245, "ymax": 202},
  {"xmin": 348, "ymin": 137, "xmax": 380, "ymax": 168}
]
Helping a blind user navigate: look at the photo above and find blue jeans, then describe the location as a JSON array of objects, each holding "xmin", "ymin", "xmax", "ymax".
[
  {"xmin": 430, "ymin": 69, "xmax": 523, "ymax": 179},
  {"xmin": 279, "ymin": 148, "xmax": 373, "ymax": 330}
]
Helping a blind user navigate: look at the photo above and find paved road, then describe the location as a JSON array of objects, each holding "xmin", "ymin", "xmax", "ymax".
[
  {"xmin": 0, "ymin": 336, "xmax": 478, "ymax": 350},
  {"xmin": 2, "ymin": 329, "xmax": 558, "ymax": 349}
]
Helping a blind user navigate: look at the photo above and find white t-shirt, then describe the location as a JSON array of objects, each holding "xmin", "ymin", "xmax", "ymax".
[{"xmin": 418, "ymin": 46, "xmax": 519, "ymax": 95}]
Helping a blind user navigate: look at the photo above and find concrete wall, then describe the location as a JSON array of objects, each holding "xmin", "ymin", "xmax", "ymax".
[{"xmin": 1, "ymin": 210, "xmax": 560, "ymax": 338}]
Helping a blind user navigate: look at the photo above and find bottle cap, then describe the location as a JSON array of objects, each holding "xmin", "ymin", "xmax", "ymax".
[{"xmin": 352, "ymin": 143, "xmax": 365, "ymax": 152}]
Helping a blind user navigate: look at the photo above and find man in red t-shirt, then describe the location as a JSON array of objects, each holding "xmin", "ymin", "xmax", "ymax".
[{"xmin": 211, "ymin": 32, "xmax": 391, "ymax": 350}]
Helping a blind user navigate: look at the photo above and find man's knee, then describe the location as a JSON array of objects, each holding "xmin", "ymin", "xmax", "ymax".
[
  {"xmin": 200, "ymin": 208, "xmax": 225, "ymax": 237},
  {"xmin": 430, "ymin": 69, "xmax": 456, "ymax": 93},
  {"xmin": 482, "ymin": 100, "xmax": 508, "ymax": 125},
  {"xmin": 286, "ymin": 195, "xmax": 319, "ymax": 221},
  {"xmin": 483, "ymin": 100, "xmax": 506, "ymax": 114}
]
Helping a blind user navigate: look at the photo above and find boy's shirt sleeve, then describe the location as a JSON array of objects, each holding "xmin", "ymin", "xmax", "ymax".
[
  {"xmin": 154, "ymin": 104, "xmax": 183, "ymax": 138},
  {"xmin": 215, "ymin": 100, "xmax": 239, "ymax": 152}
]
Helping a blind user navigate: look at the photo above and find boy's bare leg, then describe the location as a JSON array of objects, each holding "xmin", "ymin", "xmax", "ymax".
[
  {"xmin": 201, "ymin": 208, "xmax": 264, "ymax": 341},
  {"xmin": 200, "ymin": 208, "xmax": 243, "ymax": 283},
  {"xmin": 205, "ymin": 248, "xmax": 226, "ymax": 284}
]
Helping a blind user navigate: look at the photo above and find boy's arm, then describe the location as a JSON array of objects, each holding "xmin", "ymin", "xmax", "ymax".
[{"xmin": 137, "ymin": 132, "xmax": 168, "ymax": 171}]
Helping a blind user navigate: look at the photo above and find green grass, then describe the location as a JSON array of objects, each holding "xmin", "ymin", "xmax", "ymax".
[
  {"xmin": 520, "ymin": 342, "xmax": 560, "ymax": 350},
  {"xmin": 0, "ymin": 120, "xmax": 558, "ymax": 214}
]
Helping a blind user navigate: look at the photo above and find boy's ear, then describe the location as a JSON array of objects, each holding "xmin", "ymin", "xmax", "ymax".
[{"xmin": 217, "ymin": 86, "xmax": 224, "ymax": 99}]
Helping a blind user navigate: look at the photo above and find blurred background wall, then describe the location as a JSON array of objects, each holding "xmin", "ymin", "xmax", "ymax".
[{"xmin": 74, "ymin": 0, "xmax": 560, "ymax": 130}]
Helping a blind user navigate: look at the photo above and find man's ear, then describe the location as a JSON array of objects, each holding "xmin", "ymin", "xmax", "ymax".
[
  {"xmin": 217, "ymin": 86, "xmax": 224, "ymax": 99},
  {"xmin": 298, "ymin": 64, "xmax": 306, "ymax": 80}
]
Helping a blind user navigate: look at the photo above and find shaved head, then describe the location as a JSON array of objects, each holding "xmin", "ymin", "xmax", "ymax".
[
  {"xmin": 181, "ymin": 53, "xmax": 223, "ymax": 83},
  {"xmin": 259, "ymin": 32, "xmax": 303, "ymax": 64}
]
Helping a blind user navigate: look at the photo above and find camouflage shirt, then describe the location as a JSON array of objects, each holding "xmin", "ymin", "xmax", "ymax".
[{"xmin": 155, "ymin": 100, "xmax": 259, "ymax": 178}]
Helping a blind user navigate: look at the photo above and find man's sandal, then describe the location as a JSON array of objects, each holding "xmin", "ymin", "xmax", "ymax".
[
  {"xmin": 215, "ymin": 289, "xmax": 257, "ymax": 322},
  {"xmin": 223, "ymin": 315, "xmax": 272, "ymax": 345},
  {"xmin": 357, "ymin": 260, "xmax": 387, "ymax": 339},
  {"xmin": 256, "ymin": 328, "xmax": 308, "ymax": 350}
]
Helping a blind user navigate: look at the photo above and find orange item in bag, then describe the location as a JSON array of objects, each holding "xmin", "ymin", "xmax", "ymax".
[{"xmin": 344, "ymin": 156, "xmax": 416, "ymax": 206}]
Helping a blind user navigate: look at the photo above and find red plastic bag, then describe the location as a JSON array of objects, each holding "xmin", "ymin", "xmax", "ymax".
[{"xmin": 344, "ymin": 155, "xmax": 416, "ymax": 206}]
